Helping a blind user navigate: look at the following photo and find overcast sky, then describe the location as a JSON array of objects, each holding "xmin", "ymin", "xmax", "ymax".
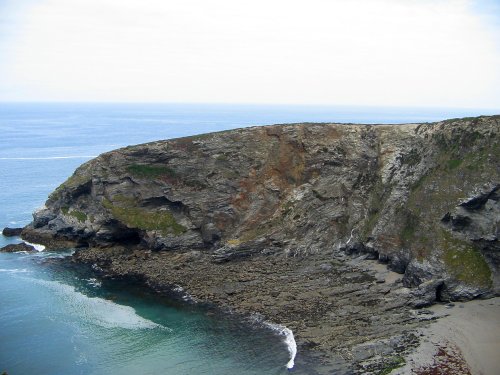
[{"xmin": 0, "ymin": 0, "xmax": 499, "ymax": 107}]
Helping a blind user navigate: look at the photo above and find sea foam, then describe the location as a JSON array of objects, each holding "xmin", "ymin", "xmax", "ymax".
[
  {"xmin": 28, "ymin": 278, "xmax": 169, "ymax": 331},
  {"xmin": 265, "ymin": 322, "xmax": 297, "ymax": 369},
  {"xmin": 0, "ymin": 268, "xmax": 31, "ymax": 273},
  {"xmin": 24, "ymin": 241, "xmax": 46, "ymax": 252}
]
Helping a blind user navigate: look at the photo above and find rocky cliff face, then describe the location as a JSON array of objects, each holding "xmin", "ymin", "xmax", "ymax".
[
  {"xmin": 21, "ymin": 115, "xmax": 500, "ymax": 371},
  {"xmin": 25, "ymin": 116, "xmax": 500, "ymax": 298}
]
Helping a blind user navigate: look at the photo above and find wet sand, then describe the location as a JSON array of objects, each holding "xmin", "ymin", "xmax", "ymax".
[{"xmin": 395, "ymin": 297, "xmax": 500, "ymax": 375}]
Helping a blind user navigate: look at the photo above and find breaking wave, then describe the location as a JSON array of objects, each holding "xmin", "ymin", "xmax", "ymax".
[
  {"xmin": 24, "ymin": 241, "xmax": 46, "ymax": 252},
  {"xmin": 265, "ymin": 322, "xmax": 297, "ymax": 369},
  {"xmin": 29, "ymin": 278, "xmax": 169, "ymax": 331}
]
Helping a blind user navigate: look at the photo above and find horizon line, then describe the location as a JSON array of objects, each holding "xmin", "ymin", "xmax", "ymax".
[{"xmin": 0, "ymin": 101, "xmax": 499, "ymax": 112}]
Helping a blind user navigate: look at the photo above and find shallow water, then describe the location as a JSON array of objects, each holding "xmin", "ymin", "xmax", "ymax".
[
  {"xmin": 0, "ymin": 103, "xmax": 494, "ymax": 374},
  {"xmin": 0, "ymin": 251, "xmax": 294, "ymax": 375}
]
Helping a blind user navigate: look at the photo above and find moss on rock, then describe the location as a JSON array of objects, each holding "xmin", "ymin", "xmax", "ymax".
[
  {"xmin": 48, "ymin": 172, "xmax": 92, "ymax": 202},
  {"xmin": 102, "ymin": 198, "xmax": 186, "ymax": 235},
  {"xmin": 380, "ymin": 356, "xmax": 405, "ymax": 375},
  {"xmin": 68, "ymin": 210, "xmax": 87, "ymax": 223},
  {"xmin": 60, "ymin": 207, "xmax": 87, "ymax": 223},
  {"xmin": 126, "ymin": 164, "xmax": 176, "ymax": 179},
  {"xmin": 440, "ymin": 230, "xmax": 492, "ymax": 288}
]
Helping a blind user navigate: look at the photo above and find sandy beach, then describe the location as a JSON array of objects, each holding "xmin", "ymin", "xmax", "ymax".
[{"xmin": 395, "ymin": 297, "xmax": 500, "ymax": 375}]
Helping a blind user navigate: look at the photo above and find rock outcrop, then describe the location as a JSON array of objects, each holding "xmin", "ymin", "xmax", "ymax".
[
  {"xmin": 22, "ymin": 115, "xmax": 500, "ymax": 373},
  {"xmin": 0, "ymin": 242, "xmax": 36, "ymax": 253},
  {"xmin": 2, "ymin": 227, "xmax": 23, "ymax": 237}
]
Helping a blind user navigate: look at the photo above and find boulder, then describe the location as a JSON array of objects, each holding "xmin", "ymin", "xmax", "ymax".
[
  {"xmin": 0, "ymin": 242, "xmax": 36, "ymax": 253},
  {"xmin": 408, "ymin": 279, "xmax": 444, "ymax": 308},
  {"xmin": 2, "ymin": 227, "xmax": 23, "ymax": 237}
]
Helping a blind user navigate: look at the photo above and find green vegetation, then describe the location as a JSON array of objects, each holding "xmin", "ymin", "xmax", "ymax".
[
  {"xmin": 222, "ymin": 170, "xmax": 239, "ymax": 179},
  {"xmin": 60, "ymin": 206, "xmax": 87, "ymax": 223},
  {"xmin": 362, "ymin": 209, "xmax": 381, "ymax": 240},
  {"xmin": 400, "ymin": 148, "xmax": 421, "ymax": 167},
  {"xmin": 362, "ymin": 179, "xmax": 390, "ymax": 240},
  {"xmin": 410, "ymin": 173, "xmax": 428, "ymax": 192},
  {"xmin": 48, "ymin": 173, "xmax": 91, "ymax": 201},
  {"xmin": 441, "ymin": 230, "xmax": 492, "ymax": 288},
  {"xmin": 400, "ymin": 210, "xmax": 419, "ymax": 243},
  {"xmin": 110, "ymin": 194, "xmax": 136, "ymax": 205},
  {"xmin": 433, "ymin": 128, "xmax": 484, "ymax": 153},
  {"xmin": 403, "ymin": 127, "xmax": 500, "ymax": 263},
  {"xmin": 126, "ymin": 164, "xmax": 176, "ymax": 179},
  {"xmin": 216, "ymin": 153, "xmax": 229, "ymax": 162},
  {"xmin": 380, "ymin": 356, "xmax": 405, "ymax": 375},
  {"xmin": 126, "ymin": 164, "xmax": 206, "ymax": 188},
  {"xmin": 441, "ymin": 116, "xmax": 480, "ymax": 124},
  {"xmin": 63, "ymin": 173, "xmax": 91, "ymax": 188},
  {"xmin": 102, "ymin": 198, "xmax": 186, "ymax": 235},
  {"xmin": 446, "ymin": 159, "xmax": 462, "ymax": 170},
  {"xmin": 69, "ymin": 210, "xmax": 87, "ymax": 223}
]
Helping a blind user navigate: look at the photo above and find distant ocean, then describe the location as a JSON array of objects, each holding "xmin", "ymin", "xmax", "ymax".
[{"xmin": 0, "ymin": 103, "xmax": 497, "ymax": 375}]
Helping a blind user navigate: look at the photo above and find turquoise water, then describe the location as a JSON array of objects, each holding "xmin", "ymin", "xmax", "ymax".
[
  {"xmin": 0, "ymin": 252, "xmax": 291, "ymax": 374},
  {"xmin": 0, "ymin": 103, "xmax": 497, "ymax": 375}
]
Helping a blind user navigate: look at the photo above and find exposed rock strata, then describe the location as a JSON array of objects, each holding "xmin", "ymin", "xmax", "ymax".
[
  {"xmin": 23, "ymin": 115, "xmax": 500, "ymax": 373},
  {"xmin": 72, "ymin": 246, "xmax": 427, "ymax": 373}
]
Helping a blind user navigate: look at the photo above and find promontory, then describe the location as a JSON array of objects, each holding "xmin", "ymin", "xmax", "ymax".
[{"xmin": 19, "ymin": 115, "xmax": 500, "ymax": 373}]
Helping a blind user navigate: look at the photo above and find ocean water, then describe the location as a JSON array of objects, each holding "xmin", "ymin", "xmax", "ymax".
[{"xmin": 0, "ymin": 103, "xmax": 497, "ymax": 375}]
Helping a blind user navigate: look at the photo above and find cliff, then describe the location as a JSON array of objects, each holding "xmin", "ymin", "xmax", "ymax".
[{"xmin": 21, "ymin": 115, "xmax": 500, "ymax": 372}]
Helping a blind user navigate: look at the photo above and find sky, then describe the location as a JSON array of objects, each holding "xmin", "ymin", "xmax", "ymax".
[{"xmin": 0, "ymin": 0, "xmax": 499, "ymax": 108}]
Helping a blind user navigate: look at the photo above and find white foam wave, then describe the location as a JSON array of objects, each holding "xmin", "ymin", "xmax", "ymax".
[
  {"xmin": 0, "ymin": 156, "xmax": 97, "ymax": 160},
  {"xmin": 87, "ymin": 278, "xmax": 102, "ymax": 288},
  {"xmin": 24, "ymin": 241, "xmax": 46, "ymax": 252},
  {"xmin": 0, "ymin": 268, "xmax": 31, "ymax": 273},
  {"xmin": 36, "ymin": 249, "xmax": 75, "ymax": 259},
  {"xmin": 172, "ymin": 284, "xmax": 195, "ymax": 302},
  {"xmin": 265, "ymin": 322, "xmax": 297, "ymax": 369},
  {"xmin": 30, "ymin": 278, "xmax": 168, "ymax": 331}
]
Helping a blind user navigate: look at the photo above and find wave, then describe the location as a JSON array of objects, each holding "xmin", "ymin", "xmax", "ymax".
[
  {"xmin": 0, "ymin": 156, "xmax": 97, "ymax": 160},
  {"xmin": 29, "ymin": 278, "xmax": 170, "ymax": 331},
  {"xmin": 265, "ymin": 322, "xmax": 297, "ymax": 369},
  {"xmin": 172, "ymin": 284, "xmax": 195, "ymax": 302},
  {"xmin": 0, "ymin": 268, "xmax": 31, "ymax": 274},
  {"xmin": 86, "ymin": 278, "xmax": 102, "ymax": 288},
  {"xmin": 24, "ymin": 241, "xmax": 46, "ymax": 252},
  {"xmin": 28, "ymin": 249, "xmax": 75, "ymax": 259}
]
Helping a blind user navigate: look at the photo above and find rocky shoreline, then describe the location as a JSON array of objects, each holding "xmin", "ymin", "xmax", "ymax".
[
  {"xmin": 6, "ymin": 115, "xmax": 500, "ymax": 373},
  {"xmin": 71, "ymin": 245, "xmax": 429, "ymax": 372},
  {"xmin": 3, "ymin": 235, "xmax": 497, "ymax": 373},
  {"xmin": 2, "ymin": 237, "xmax": 431, "ymax": 373}
]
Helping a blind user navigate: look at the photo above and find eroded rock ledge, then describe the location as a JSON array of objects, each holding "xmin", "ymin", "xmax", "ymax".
[{"xmin": 21, "ymin": 115, "xmax": 500, "ymax": 373}]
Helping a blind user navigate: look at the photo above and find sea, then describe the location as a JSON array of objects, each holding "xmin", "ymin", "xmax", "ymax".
[{"xmin": 0, "ymin": 103, "xmax": 497, "ymax": 375}]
